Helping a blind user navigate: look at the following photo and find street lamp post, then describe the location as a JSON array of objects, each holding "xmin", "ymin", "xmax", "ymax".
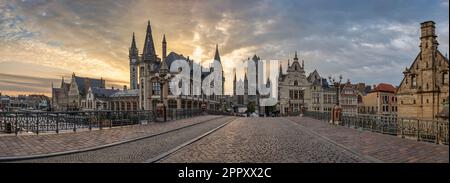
[
  {"xmin": 151, "ymin": 59, "xmax": 173, "ymax": 122},
  {"xmin": 328, "ymin": 75, "xmax": 342, "ymax": 125}
]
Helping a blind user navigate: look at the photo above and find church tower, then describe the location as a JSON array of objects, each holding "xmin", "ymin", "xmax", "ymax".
[
  {"xmin": 396, "ymin": 21, "xmax": 449, "ymax": 120},
  {"xmin": 129, "ymin": 32, "xmax": 139, "ymax": 90},
  {"xmin": 139, "ymin": 20, "xmax": 159, "ymax": 110}
]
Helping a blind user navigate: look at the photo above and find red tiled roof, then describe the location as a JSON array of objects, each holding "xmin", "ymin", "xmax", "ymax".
[{"xmin": 371, "ymin": 83, "xmax": 396, "ymax": 93}]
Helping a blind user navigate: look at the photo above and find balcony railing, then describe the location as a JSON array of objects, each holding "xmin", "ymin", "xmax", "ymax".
[
  {"xmin": 304, "ymin": 111, "xmax": 449, "ymax": 145},
  {"xmin": 0, "ymin": 109, "xmax": 210, "ymax": 135}
]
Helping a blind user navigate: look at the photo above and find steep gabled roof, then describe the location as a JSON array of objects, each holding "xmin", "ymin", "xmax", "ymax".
[{"xmin": 91, "ymin": 87, "xmax": 119, "ymax": 98}]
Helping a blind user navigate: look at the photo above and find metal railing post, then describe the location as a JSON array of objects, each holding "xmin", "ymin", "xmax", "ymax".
[
  {"xmin": 14, "ymin": 114, "xmax": 18, "ymax": 136},
  {"xmin": 73, "ymin": 113, "xmax": 77, "ymax": 132},
  {"xmin": 416, "ymin": 119, "xmax": 420, "ymax": 141},
  {"xmin": 56, "ymin": 113, "xmax": 59, "ymax": 134},
  {"xmin": 36, "ymin": 113, "xmax": 40, "ymax": 135},
  {"xmin": 400, "ymin": 118, "xmax": 404, "ymax": 138},
  {"xmin": 435, "ymin": 121, "xmax": 439, "ymax": 144}
]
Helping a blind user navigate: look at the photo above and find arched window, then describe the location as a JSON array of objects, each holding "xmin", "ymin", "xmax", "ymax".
[{"xmin": 294, "ymin": 81, "xmax": 298, "ymax": 86}]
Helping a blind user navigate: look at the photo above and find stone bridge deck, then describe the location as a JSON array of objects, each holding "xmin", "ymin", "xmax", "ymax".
[{"xmin": 0, "ymin": 115, "xmax": 447, "ymax": 163}]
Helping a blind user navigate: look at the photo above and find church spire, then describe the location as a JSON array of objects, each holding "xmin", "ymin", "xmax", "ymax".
[
  {"xmin": 162, "ymin": 34, "xmax": 167, "ymax": 62},
  {"xmin": 294, "ymin": 51, "xmax": 299, "ymax": 61},
  {"xmin": 129, "ymin": 32, "xmax": 139, "ymax": 59},
  {"xmin": 131, "ymin": 32, "xmax": 137, "ymax": 49},
  {"xmin": 214, "ymin": 44, "xmax": 221, "ymax": 62},
  {"xmin": 143, "ymin": 20, "xmax": 157, "ymax": 62}
]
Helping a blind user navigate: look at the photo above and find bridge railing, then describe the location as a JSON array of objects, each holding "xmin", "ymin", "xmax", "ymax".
[
  {"xmin": 304, "ymin": 111, "xmax": 449, "ymax": 145},
  {"xmin": 0, "ymin": 108, "xmax": 216, "ymax": 135}
]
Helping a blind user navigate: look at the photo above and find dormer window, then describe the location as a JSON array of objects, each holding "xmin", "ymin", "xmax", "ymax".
[{"xmin": 411, "ymin": 76, "xmax": 417, "ymax": 87}]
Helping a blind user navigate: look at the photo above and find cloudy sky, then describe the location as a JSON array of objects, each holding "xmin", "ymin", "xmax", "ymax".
[{"xmin": 0, "ymin": 0, "xmax": 448, "ymax": 96}]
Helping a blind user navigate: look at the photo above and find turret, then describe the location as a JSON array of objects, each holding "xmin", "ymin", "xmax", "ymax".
[{"xmin": 162, "ymin": 34, "xmax": 167, "ymax": 62}]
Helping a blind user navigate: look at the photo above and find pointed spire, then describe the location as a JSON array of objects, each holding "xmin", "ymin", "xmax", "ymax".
[
  {"xmin": 294, "ymin": 51, "xmax": 298, "ymax": 60},
  {"xmin": 214, "ymin": 44, "xmax": 221, "ymax": 62},
  {"xmin": 288, "ymin": 59, "xmax": 291, "ymax": 67},
  {"xmin": 60, "ymin": 76, "xmax": 65, "ymax": 88},
  {"xmin": 143, "ymin": 20, "xmax": 157, "ymax": 62},
  {"xmin": 131, "ymin": 32, "xmax": 137, "ymax": 48},
  {"xmin": 162, "ymin": 34, "xmax": 167, "ymax": 61},
  {"xmin": 233, "ymin": 68, "xmax": 237, "ymax": 82},
  {"xmin": 302, "ymin": 60, "xmax": 304, "ymax": 68}
]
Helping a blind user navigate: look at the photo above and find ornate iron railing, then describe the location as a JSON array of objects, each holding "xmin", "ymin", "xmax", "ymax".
[
  {"xmin": 0, "ymin": 109, "xmax": 208, "ymax": 135},
  {"xmin": 304, "ymin": 111, "xmax": 449, "ymax": 145}
]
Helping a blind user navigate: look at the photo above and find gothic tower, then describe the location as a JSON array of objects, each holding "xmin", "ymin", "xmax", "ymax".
[
  {"xmin": 139, "ymin": 20, "xmax": 159, "ymax": 110},
  {"xmin": 129, "ymin": 32, "xmax": 139, "ymax": 90}
]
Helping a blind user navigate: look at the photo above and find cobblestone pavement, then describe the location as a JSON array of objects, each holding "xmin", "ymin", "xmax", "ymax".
[
  {"xmin": 287, "ymin": 117, "xmax": 449, "ymax": 163},
  {"xmin": 11, "ymin": 116, "xmax": 235, "ymax": 163},
  {"xmin": 0, "ymin": 115, "xmax": 221, "ymax": 158},
  {"xmin": 160, "ymin": 117, "xmax": 372, "ymax": 163}
]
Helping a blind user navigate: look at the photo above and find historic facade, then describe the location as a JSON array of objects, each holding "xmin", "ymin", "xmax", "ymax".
[
  {"xmin": 359, "ymin": 83, "xmax": 397, "ymax": 115},
  {"xmin": 396, "ymin": 21, "xmax": 449, "ymax": 120},
  {"xmin": 131, "ymin": 21, "xmax": 224, "ymax": 111},
  {"xmin": 80, "ymin": 86, "xmax": 119, "ymax": 111},
  {"xmin": 339, "ymin": 80, "xmax": 359, "ymax": 114},
  {"xmin": 278, "ymin": 52, "xmax": 312, "ymax": 115},
  {"xmin": 52, "ymin": 73, "xmax": 107, "ymax": 111},
  {"xmin": 307, "ymin": 70, "xmax": 336, "ymax": 112},
  {"xmin": 109, "ymin": 88, "xmax": 140, "ymax": 111}
]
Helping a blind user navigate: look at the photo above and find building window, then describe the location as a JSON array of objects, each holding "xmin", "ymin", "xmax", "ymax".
[
  {"xmin": 443, "ymin": 72, "xmax": 449, "ymax": 84},
  {"xmin": 411, "ymin": 76, "xmax": 417, "ymax": 87},
  {"xmin": 152, "ymin": 82, "xmax": 160, "ymax": 95},
  {"xmin": 294, "ymin": 81, "xmax": 298, "ymax": 86},
  {"xmin": 126, "ymin": 102, "xmax": 131, "ymax": 110},
  {"xmin": 168, "ymin": 100, "xmax": 177, "ymax": 109},
  {"xmin": 289, "ymin": 90, "xmax": 293, "ymax": 99}
]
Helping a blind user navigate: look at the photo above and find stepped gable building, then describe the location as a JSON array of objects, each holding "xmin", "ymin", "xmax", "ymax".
[
  {"xmin": 307, "ymin": 70, "xmax": 336, "ymax": 112},
  {"xmin": 52, "ymin": 73, "xmax": 107, "ymax": 111},
  {"xmin": 339, "ymin": 79, "xmax": 359, "ymax": 114},
  {"xmin": 131, "ymin": 21, "xmax": 224, "ymax": 111},
  {"xmin": 396, "ymin": 21, "xmax": 449, "ymax": 120},
  {"xmin": 278, "ymin": 52, "xmax": 312, "ymax": 115}
]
